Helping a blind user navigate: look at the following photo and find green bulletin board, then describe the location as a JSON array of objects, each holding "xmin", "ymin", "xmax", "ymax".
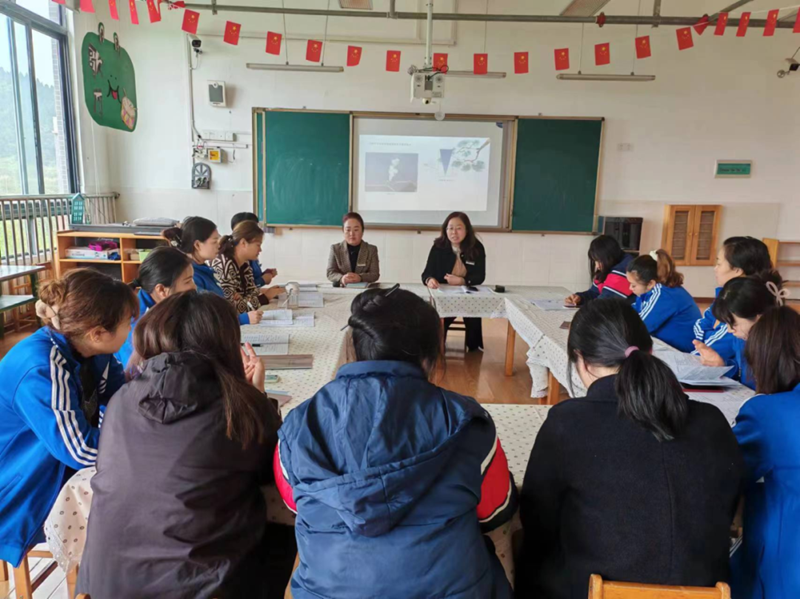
[{"xmin": 81, "ymin": 24, "xmax": 137, "ymax": 133}]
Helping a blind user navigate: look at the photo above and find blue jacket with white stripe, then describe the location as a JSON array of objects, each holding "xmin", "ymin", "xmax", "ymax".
[
  {"xmin": 692, "ymin": 287, "xmax": 739, "ymax": 377},
  {"xmin": 192, "ymin": 262, "xmax": 249, "ymax": 325},
  {"xmin": 634, "ymin": 284, "xmax": 701, "ymax": 353},
  {"xmin": 0, "ymin": 327, "xmax": 125, "ymax": 566},
  {"xmin": 114, "ymin": 288, "xmax": 155, "ymax": 369}
]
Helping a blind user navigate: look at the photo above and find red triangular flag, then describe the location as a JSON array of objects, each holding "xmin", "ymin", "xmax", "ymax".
[
  {"xmin": 714, "ymin": 12, "xmax": 729, "ymax": 36},
  {"xmin": 694, "ymin": 14, "xmax": 709, "ymax": 35},
  {"xmin": 764, "ymin": 9, "xmax": 779, "ymax": 36},
  {"xmin": 595, "ymin": 43, "xmax": 610, "ymax": 66},
  {"xmin": 635, "ymin": 36, "xmax": 651, "ymax": 59},
  {"xmin": 168, "ymin": 0, "xmax": 184, "ymax": 8},
  {"xmin": 306, "ymin": 40, "xmax": 323, "ymax": 62},
  {"xmin": 514, "ymin": 52, "xmax": 529, "ymax": 74},
  {"xmin": 128, "ymin": 0, "xmax": 139, "ymax": 24},
  {"xmin": 737, "ymin": 12, "xmax": 751, "ymax": 37},
  {"xmin": 223, "ymin": 21, "xmax": 241, "ymax": 45},
  {"xmin": 52, "ymin": 0, "xmax": 66, "ymax": 5},
  {"xmin": 474, "ymin": 53, "xmax": 488, "ymax": 75},
  {"xmin": 146, "ymin": 0, "xmax": 161, "ymax": 22},
  {"xmin": 80, "ymin": 0, "xmax": 95, "ymax": 14},
  {"xmin": 266, "ymin": 32, "xmax": 282, "ymax": 55},
  {"xmin": 677, "ymin": 27, "xmax": 694, "ymax": 50},
  {"xmin": 795, "ymin": 10, "xmax": 800, "ymax": 33},
  {"xmin": 347, "ymin": 45, "xmax": 362, "ymax": 67},
  {"xmin": 433, "ymin": 53, "xmax": 448, "ymax": 71},
  {"xmin": 554, "ymin": 48, "xmax": 570, "ymax": 71},
  {"xmin": 386, "ymin": 50, "xmax": 401, "ymax": 72},
  {"xmin": 181, "ymin": 9, "xmax": 199, "ymax": 34}
]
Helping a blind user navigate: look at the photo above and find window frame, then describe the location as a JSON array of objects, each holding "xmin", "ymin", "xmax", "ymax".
[{"xmin": 0, "ymin": 0, "xmax": 80, "ymax": 196}]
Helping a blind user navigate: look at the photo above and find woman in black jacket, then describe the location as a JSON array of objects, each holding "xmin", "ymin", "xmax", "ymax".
[
  {"xmin": 517, "ymin": 299, "xmax": 743, "ymax": 599},
  {"xmin": 421, "ymin": 211, "xmax": 486, "ymax": 351},
  {"xmin": 77, "ymin": 291, "xmax": 290, "ymax": 599}
]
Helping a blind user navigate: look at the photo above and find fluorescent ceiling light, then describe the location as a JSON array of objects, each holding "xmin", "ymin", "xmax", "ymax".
[
  {"xmin": 247, "ymin": 63, "xmax": 344, "ymax": 73},
  {"xmin": 339, "ymin": 0, "xmax": 373, "ymax": 8},
  {"xmin": 446, "ymin": 70, "xmax": 507, "ymax": 79},
  {"xmin": 557, "ymin": 73, "xmax": 655, "ymax": 82},
  {"xmin": 560, "ymin": 0, "xmax": 611, "ymax": 17}
]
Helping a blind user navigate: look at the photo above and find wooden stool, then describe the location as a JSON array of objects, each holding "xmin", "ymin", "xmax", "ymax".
[
  {"xmin": 12, "ymin": 549, "xmax": 79, "ymax": 599},
  {"xmin": 1, "ymin": 559, "xmax": 8, "ymax": 582},
  {"xmin": 588, "ymin": 574, "xmax": 731, "ymax": 598}
]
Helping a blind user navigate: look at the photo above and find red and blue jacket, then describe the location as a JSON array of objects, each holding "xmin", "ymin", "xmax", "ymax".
[
  {"xmin": 274, "ymin": 360, "xmax": 516, "ymax": 599},
  {"xmin": 634, "ymin": 284, "xmax": 702, "ymax": 353},
  {"xmin": 577, "ymin": 253, "xmax": 635, "ymax": 304}
]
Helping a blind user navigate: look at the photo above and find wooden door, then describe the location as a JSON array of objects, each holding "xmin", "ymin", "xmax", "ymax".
[
  {"xmin": 662, "ymin": 205, "xmax": 695, "ymax": 266},
  {"xmin": 689, "ymin": 205, "xmax": 722, "ymax": 266}
]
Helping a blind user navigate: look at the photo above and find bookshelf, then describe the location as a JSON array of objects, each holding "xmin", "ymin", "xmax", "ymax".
[{"xmin": 55, "ymin": 231, "xmax": 167, "ymax": 283}]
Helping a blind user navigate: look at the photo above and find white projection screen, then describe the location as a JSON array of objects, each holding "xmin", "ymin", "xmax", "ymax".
[{"xmin": 353, "ymin": 116, "xmax": 512, "ymax": 228}]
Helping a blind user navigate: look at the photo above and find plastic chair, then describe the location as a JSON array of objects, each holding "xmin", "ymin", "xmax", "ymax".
[{"xmin": 588, "ymin": 574, "xmax": 731, "ymax": 598}]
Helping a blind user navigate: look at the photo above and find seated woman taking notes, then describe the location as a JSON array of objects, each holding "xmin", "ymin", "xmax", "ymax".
[
  {"xmin": 163, "ymin": 216, "xmax": 261, "ymax": 325},
  {"xmin": 115, "ymin": 246, "xmax": 196, "ymax": 368},
  {"xmin": 212, "ymin": 221, "xmax": 284, "ymax": 314},
  {"xmin": 231, "ymin": 212, "xmax": 278, "ymax": 288},
  {"xmin": 565, "ymin": 235, "xmax": 634, "ymax": 306},
  {"xmin": 422, "ymin": 211, "xmax": 486, "ymax": 351},
  {"xmin": 327, "ymin": 212, "xmax": 380, "ymax": 287},
  {"xmin": 626, "ymin": 249, "xmax": 701, "ymax": 352}
]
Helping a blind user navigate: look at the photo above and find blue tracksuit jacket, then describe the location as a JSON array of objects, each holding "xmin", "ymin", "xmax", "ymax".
[
  {"xmin": 692, "ymin": 287, "xmax": 739, "ymax": 377},
  {"xmin": 250, "ymin": 259, "xmax": 265, "ymax": 287},
  {"xmin": 114, "ymin": 288, "xmax": 155, "ymax": 369},
  {"xmin": 731, "ymin": 383, "xmax": 800, "ymax": 598},
  {"xmin": 634, "ymin": 284, "xmax": 702, "ymax": 353},
  {"xmin": 0, "ymin": 328, "xmax": 124, "ymax": 566},
  {"xmin": 192, "ymin": 262, "xmax": 249, "ymax": 325}
]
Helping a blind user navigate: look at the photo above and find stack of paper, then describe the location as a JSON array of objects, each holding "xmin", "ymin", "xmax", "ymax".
[
  {"xmin": 530, "ymin": 299, "xmax": 577, "ymax": 312},
  {"xmin": 655, "ymin": 350, "xmax": 736, "ymax": 386},
  {"xmin": 241, "ymin": 331, "xmax": 290, "ymax": 356},
  {"xmin": 258, "ymin": 309, "xmax": 316, "ymax": 328},
  {"xmin": 435, "ymin": 285, "xmax": 492, "ymax": 296},
  {"xmin": 297, "ymin": 292, "xmax": 324, "ymax": 308}
]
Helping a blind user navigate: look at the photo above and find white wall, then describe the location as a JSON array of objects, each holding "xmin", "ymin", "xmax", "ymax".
[{"xmin": 71, "ymin": 0, "xmax": 800, "ymax": 295}]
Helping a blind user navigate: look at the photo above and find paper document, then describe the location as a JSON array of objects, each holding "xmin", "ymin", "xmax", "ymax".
[
  {"xmin": 297, "ymin": 292, "xmax": 324, "ymax": 308},
  {"xmin": 258, "ymin": 309, "xmax": 294, "ymax": 327},
  {"xmin": 435, "ymin": 285, "xmax": 493, "ymax": 296},
  {"xmin": 343, "ymin": 282, "xmax": 377, "ymax": 290},
  {"xmin": 530, "ymin": 299, "xmax": 578, "ymax": 312},
  {"xmin": 241, "ymin": 331, "xmax": 290, "ymax": 355},
  {"xmin": 655, "ymin": 350, "xmax": 736, "ymax": 386},
  {"xmin": 292, "ymin": 314, "xmax": 315, "ymax": 327}
]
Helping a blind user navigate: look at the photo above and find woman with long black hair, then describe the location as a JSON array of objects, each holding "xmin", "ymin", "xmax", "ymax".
[
  {"xmin": 565, "ymin": 235, "xmax": 635, "ymax": 306},
  {"xmin": 517, "ymin": 299, "xmax": 743, "ymax": 599}
]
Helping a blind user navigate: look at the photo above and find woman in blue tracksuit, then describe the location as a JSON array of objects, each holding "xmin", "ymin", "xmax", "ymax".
[
  {"xmin": 163, "ymin": 216, "xmax": 262, "ymax": 325},
  {"xmin": 626, "ymin": 250, "xmax": 701, "ymax": 352},
  {"xmin": 565, "ymin": 235, "xmax": 635, "ymax": 307},
  {"xmin": 274, "ymin": 286, "xmax": 516, "ymax": 599},
  {"xmin": 730, "ymin": 305, "xmax": 800, "ymax": 598},
  {"xmin": 692, "ymin": 237, "xmax": 774, "ymax": 377},
  {"xmin": 114, "ymin": 247, "xmax": 196, "ymax": 368},
  {"xmin": 0, "ymin": 269, "xmax": 137, "ymax": 567},
  {"xmin": 708, "ymin": 274, "xmax": 784, "ymax": 390}
]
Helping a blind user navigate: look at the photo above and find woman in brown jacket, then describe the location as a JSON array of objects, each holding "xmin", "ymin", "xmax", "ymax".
[{"xmin": 327, "ymin": 212, "xmax": 380, "ymax": 287}]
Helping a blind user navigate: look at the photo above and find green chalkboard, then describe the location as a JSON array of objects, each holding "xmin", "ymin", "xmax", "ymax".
[
  {"xmin": 257, "ymin": 110, "xmax": 350, "ymax": 227},
  {"xmin": 512, "ymin": 118, "xmax": 603, "ymax": 232}
]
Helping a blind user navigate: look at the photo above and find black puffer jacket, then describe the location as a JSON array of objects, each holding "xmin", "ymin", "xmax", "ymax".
[{"xmin": 77, "ymin": 352, "xmax": 282, "ymax": 599}]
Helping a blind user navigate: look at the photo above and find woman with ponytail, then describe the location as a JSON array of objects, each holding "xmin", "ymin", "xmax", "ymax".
[
  {"xmin": 115, "ymin": 246, "xmax": 195, "ymax": 367},
  {"xmin": 163, "ymin": 216, "xmax": 259, "ymax": 325},
  {"xmin": 77, "ymin": 291, "xmax": 289, "ymax": 598},
  {"xmin": 729, "ymin": 305, "xmax": 800, "ymax": 599},
  {"xmin": 274, "ymin": 286, "xmax": 516, "ymax": 599},
  {"xmin": 626, "ymin": 249, "xmax": 701, "ymax": 352},
  {"xmin": 517, "ymin": 299, "xmax": 743, "ymax": 599},
  {"xmin": 0, "ymin": 269, "xmax": 138, "ymax": 568},
  {"xmin": 212, "ymin": 220, "xmax": 284, "ymax": 316}
]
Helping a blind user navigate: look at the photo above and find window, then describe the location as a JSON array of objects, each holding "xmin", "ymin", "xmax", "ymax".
[{"xmin": 0, "ymin": 2, "xmax": 77, "ymax": 196}]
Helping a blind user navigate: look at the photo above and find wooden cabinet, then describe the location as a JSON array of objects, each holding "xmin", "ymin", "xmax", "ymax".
[
  {"xmin": 55, "ymin": 231, "xmax": 167, "ymax": 282},
  {"xmin": 661, "ymin": 205, "xmax": 722, "ymax": 266},
  {"xmin": 764, "ymin": 237, "xmax": 800, "ymax": 290}
]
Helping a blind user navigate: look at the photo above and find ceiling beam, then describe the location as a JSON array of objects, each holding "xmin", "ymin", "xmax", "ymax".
[
  {"xmin": 779, "ymin": 9, "xmax": 798, "ymax": 23},
  {"xmin": 710, "ymin": 0, "xmax": 754, "ymax": 22}
]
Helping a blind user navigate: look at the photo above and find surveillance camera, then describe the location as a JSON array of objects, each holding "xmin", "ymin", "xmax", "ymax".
[{"xmin": 191, "ymin": 38, "xmax": 202, "ymax": 49}]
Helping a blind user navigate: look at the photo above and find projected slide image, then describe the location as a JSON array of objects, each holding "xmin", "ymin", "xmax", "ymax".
[
  {"xmin": 442, "ymin": 139, "xmax": 490, "ymax": 175},
  {"xmin": 365, "ymin": 153, "xmax": 419, "ymax": 192}
]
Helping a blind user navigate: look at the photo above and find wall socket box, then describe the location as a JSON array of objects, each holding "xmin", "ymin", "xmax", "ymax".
[{"xmin": 201, "ymin": 130, "xmax": 236, "ymax": 142}]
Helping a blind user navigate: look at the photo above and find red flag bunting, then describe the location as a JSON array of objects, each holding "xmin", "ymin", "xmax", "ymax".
[
  {"xmin": 168, "ymin": 0, "xmax": 184, "ymax": 8},
  {"xmin": 146, "ymin": 0, "xmax": 161, "ymax": 23},
  {"xmin": 266, "ymin": 32, "xmax": 282, "ymax": 55},
  {"xmin": 181, "ymin": 9, "xmax": 199, "ymax": 34},
  {"xmin": 128, "ymin": 0, "xmax": 139, "ymax": 24},
  {"xmin": 108, "ymin": 0, "xmax": 119, "ymax": 19},
  {"xmin": 694, "ymin": 14, "xmax": 709, "ymax": 35},
  {"xmin": 677, "ymin": 27, "xmax": 694, "ymax": 50},
  {"xmin": 795, "ymin": 10, "xmax": 800, "ymax": 33},
  {"xmin": 595, "ymin": 42, "xmax": 610, "ymax": 66},
  {"xmin": 306, "ymin": 40, "xmax": 323, "ymax": 62},
  {"xmin": 224, "ymin": 21, "xmax": 241, "ymax": 45},
  {"xmin": 554, "ymin": 48, "xmax": 570, "ymax": 71},
  {"xmin": 714, "ymin": 12, "xmax": 729, "ymax": 36},
  {"xmin": 764, "ymin": 9, "xmax": 779, "ymax": 36},
  {"xmin": 635, "ymin": 36, "xmax": 651, "ymax": 59},
  {"xmin": 347, "ymin": 45, "xmax": 362, "ymax": 67},
  {"xmin": 474, "ymin": 53, "xmax": 488, "ymax": 74},
  {"xmin": 386, "ymin": 50, "xmax": 401, "ymax": 72},
  {"xmin": 52, "ymin": 0, "xmax": 66, "ymax": 6},
  {"xmin": 737, "ymin": 12, "xmax": 751, "ymax": 37},
  {"xmin": 80, "ymin": 0, "xmax": 95, "ymax": 14},
  {"xmin": 433, "ymin": 53, "xmax": 448, "ymax": 71},
  {"xmin": 514, "ymin": 52, "xmax": 529, "ymax": 74}
]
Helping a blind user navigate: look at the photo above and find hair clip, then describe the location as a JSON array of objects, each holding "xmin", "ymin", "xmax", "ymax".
[
  {"xmin": 385, "ymin": 283, "xmax": 400, "ymax": 296},
  {"xmin": 766, "ymin": 281, "xmax": 790, "ymax": 307},
  {"xmin": 649, "ymin": 250, "xmax": 658, "ymax": 261}
]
